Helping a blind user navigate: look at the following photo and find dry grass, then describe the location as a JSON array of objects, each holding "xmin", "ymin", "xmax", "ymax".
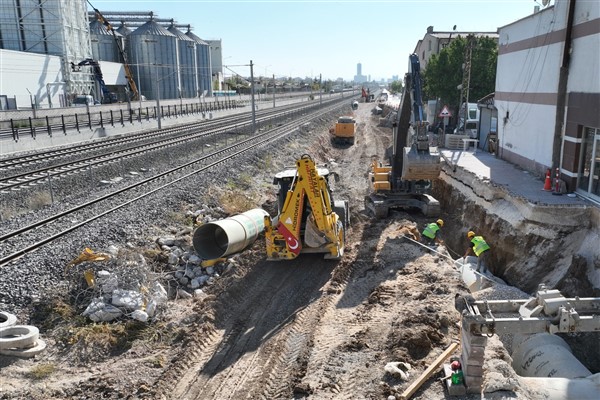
[
  {"xmin": 27, "ymin": 363, "xmax": 56, "ymax": 380},
  {"xmin": 27, "ymin": 191, "xmax": 52, "ymax": 210}
]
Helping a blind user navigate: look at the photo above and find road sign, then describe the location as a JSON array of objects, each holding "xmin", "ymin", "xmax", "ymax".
[{"xmin": 438, "ymin": 105, "xmax": 452, "ymax": 118}]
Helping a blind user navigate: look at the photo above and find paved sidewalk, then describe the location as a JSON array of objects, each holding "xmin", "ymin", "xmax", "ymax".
[{"xmin": 440, "ymin": 149, "xmax": 595, "ymax": 208}]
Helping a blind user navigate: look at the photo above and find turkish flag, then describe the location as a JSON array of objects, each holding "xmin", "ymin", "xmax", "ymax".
[{"xmin": 276, "ymin": 222, "xmax": 302, "ymax": 255}]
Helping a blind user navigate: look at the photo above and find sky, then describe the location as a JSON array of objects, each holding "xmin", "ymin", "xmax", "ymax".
[{"xmin": 89, "ymin": 0, "xmax": 543, "ymax": 82}]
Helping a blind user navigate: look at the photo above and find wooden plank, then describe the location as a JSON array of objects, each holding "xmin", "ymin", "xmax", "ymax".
[{"xmin": 399, "ymin": 342, "xmax": 460, "ymax": 400}]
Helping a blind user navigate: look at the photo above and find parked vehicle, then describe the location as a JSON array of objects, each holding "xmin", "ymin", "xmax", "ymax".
[{"xmin": 71, "ymin": 95, "xmax": 96, "ymax": 107}]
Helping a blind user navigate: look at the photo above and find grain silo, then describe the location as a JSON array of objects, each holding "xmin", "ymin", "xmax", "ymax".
[
  {"xmin": 185, "ymin": 28, "xmax": 212, "ymax": 97},
  {"xmin": 128, "ymin": 19, "xmax": 178, "ymax": 100},
  {"xmin": 167, "ymin": 24, "xmax": 198, "ymax": 99},
  {"xmin": 89, "ymin": 18, "xmax": 124, "ymax": 62},
  {"xmin": 0, "ymin": 0, "xmax": 93, "ymax": 98}
]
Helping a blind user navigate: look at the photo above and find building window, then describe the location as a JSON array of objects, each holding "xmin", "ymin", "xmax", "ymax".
[
  {"xmin": 422, "ymin": 51, "xmax": 425, "ymax": 60},
  {"xmin": 577, "ymin": 127, "xmax": 600, "ymax": 198},
  {"xmin": 428, "ymin": 40, "xmax": 431, "ymax": 51}
]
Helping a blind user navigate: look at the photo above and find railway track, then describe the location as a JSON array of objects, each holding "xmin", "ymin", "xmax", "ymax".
[
  {"xmin": 0, "ymin": 99, "xmax": 349, "ymax": 268},
  {"xmin": 0, "ymin": 98, "xmax": 341, "ymax": 182}
]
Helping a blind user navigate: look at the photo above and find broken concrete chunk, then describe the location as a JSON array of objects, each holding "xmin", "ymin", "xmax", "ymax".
[
  {"xmin": 96, "ymin": 270, "xmax": 118, "ymax": 294},
  {"xmin": 112, "ymin": 289, "xmax": 144, "ymax": 310},
  {"xmin": 82, "ymin": 298, "xmax": 122, "ymax": 322},
  {"xmin": 177, "ymin": 289, "xmax": 192, "ymax": 299},
  {"xmin": 130, "ymin": 310, "xmax": 149, "ymax": 322},
  {"xmin": 157, "ymin": 237, "xmax": 177, "ymax": 247},
  {"xmin": 384, "ymin": 361, "xmax": 411, "ymax": 380}
]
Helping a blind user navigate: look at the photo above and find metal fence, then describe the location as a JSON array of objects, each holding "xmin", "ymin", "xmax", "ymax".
[{"xmin": 0, "ymin": 98, "xmax": 247, "ymax": 141}]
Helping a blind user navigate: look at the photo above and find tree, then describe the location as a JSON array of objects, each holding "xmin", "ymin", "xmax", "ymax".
[
  {"xmin": 390, "ymin": 80, "xmax": 403, "ymax": 94},
  {"xmin": 422, "ymin": 36, "xmax": 497, "ymax": 111}
]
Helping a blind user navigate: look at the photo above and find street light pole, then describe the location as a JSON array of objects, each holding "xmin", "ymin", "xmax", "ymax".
[
  {"xmin": 250, "ymin": 60, "xmax": 256, "ymax": 133},
  {"xmin": 319, "ymin": 73, "xmax": 322, "ymax": 105},
  {"xmin": 272, "ymin": 73, "xmax": 275, "ymax": 108},
  {"xmin": 155, "ymin": 64, "xmax": 162, "ymax": 130}
]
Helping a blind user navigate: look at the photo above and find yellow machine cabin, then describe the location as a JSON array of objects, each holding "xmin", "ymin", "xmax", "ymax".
[
  {"xmin": 264, "ymin": 155, "xmax": 349, "ymax": 260},
  {"xmin": 330, "ymin": 116, "xmax": 356, "ymax": 145}
]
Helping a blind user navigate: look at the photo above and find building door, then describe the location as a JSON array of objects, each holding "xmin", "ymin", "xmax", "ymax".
[{"xmin": 577, "ymin": 127, "xmax": 600, "ymax": 199}]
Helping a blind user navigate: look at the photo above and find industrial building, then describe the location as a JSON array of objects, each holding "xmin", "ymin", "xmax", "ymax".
[
  {"xmin": 0, "ymin": 0, "xmax": 218, "ymax": 109},
  {"xmin": 494, "ymin": 0, "xmax": 600, "ymax": 201}
]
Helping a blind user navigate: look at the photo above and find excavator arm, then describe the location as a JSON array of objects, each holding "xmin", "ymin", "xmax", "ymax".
[{"xmin": 265, "ymin": 155, "xmax": 347, "ymax": 260}]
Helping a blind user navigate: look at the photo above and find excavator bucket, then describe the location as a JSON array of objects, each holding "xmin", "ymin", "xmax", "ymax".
[{"xmin": 401, "ymin": 147, "xmax": 441, "ymax": 181}]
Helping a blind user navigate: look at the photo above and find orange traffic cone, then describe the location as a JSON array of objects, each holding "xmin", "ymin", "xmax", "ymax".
[{"xmin": 543, "ymin": 169, "xmax": 552, "ymax": 191}]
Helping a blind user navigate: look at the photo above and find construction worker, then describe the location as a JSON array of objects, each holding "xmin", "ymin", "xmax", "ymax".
[
  {"xmin": 422, "ymin": 219, "xmax": 444, "ymax": 246},
  {"xmin": 464, "ymin": 231, "xmax": 490, "ymax": 274}
]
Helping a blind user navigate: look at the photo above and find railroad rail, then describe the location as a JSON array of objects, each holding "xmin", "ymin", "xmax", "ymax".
[
  {"xmin": 0, "ymin": 99, "xmax": 338, "ymax": 192},
  {"xmin": 0, "ymin": 99, "xmax": 351, "ymax": 267}
]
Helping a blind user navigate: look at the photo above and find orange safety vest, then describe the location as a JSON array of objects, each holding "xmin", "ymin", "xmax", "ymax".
[{"xmin": 471, "ymin": 236, "xmax": 490, "ymax": 256}]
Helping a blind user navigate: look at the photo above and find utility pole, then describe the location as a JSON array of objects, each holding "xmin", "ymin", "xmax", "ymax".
[
  {"xmin": 460, "ymin": 34, "xmax": 474, "ymax": 134},
  {"xmin": 319, "ymin": 74, "xmax": 322, "ymax": 105},
  {"xmin": 272, "ymin": 74, "xmax": 276, "ymax": 108},
  {"xmin": 250, "ymin": 60, "xmax": 256, "ymax": 133}
]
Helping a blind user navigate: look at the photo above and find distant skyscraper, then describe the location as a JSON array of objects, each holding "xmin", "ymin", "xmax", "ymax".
[{"xmin": 354, "ymin": 62, "xmax": 366, "ymax": 83}]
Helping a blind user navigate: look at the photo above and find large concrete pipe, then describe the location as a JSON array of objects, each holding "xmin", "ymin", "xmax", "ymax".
[
  {"xmin": 520, "ymin": 374, "xmax": 600, "ymax": 400},
  {"xmin": 511, "ymin": 333, "xmax": 591, "ymax": 379},
  {"xmin": 193, "ymin": 208, "xmax": 269, "ymax": 259}
]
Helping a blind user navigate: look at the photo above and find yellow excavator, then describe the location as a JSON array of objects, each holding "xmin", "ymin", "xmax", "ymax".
[{"xmin": 264, "ymin": 155, "xmax": 349, "ymax": 260}]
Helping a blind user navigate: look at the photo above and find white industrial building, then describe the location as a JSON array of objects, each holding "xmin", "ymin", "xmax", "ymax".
[
  {"xmin": 495, "ymin": 0, "xmax": 599, "ymax": 200},
  {"xmin": 0, "ymin": 0, "xmax": 219, "ymax": 109}
]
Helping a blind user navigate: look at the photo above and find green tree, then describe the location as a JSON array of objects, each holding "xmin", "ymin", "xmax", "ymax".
[
  {"xmin": 390, "ymin": 80, "xmax": 403, "ymax": 94},
  {"xmin": 422, "ymin": 36, "xmax": 497, "ymax": 111}
]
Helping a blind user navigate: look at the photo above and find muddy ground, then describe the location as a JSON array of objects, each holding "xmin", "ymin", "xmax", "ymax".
[{"xmin": 1, "ymin": 99, "xmax": 598, "ymax": 400}]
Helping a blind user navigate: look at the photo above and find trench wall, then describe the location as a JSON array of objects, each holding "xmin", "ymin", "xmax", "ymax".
[{"xmin": 434, "ymin": 167, "xmax": 600, "ymax": 297}]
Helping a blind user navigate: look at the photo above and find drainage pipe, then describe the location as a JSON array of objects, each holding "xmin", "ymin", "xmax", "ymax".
[
  {"xmin": 511, "ymin": 333, "xmax": 591, "ymax": 379},
  {"xmin": 520, "ymin": 374, "xmax": 600, "ymax": 400},
  {"xmin": 193, "ymin": 208, "xmax": 269, "ymax": 259}
]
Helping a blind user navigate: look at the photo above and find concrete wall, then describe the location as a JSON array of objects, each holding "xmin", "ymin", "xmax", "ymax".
[
  {"xmin": 495, "ymin": 0, "xmax": 600, "ymax": 182},
  {"xmin": 0, "ymin": 49, "xmax": 66, "ymax": 109}
]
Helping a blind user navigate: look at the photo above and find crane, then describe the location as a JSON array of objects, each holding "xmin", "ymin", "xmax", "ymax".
[{"xmin": 87, "ymin": 0, "xmax": 139, "ymax": 101}]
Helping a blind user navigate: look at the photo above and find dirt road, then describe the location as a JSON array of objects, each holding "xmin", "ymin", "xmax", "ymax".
[{"xmin": 151, "ymin": 101, "xmax": 470, "ymax": 400}]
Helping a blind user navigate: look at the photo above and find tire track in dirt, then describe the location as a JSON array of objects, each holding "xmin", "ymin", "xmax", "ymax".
[{"xmin": 163, "ymin": 255, "xmax": 339, "ymax": 400}]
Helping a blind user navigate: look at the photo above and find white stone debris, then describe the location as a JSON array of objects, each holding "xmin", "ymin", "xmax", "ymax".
[
  {"xmin": 82, "ymin": 298, "xmax": 123, "ymax": 322},
  {"xmin": 96, "ymin": 270, "xmax": 119, "ymax": 294},
  {"xmin": 130, "ymin": 310, "xmax": 149, "ymax": 322},
  {"xmin": 112, "ymin": 289, "xmax": 144, "ymax": 310},
  {"xmin": 384, "ymin": 361, "xmax": 412, "ymax": 381}
]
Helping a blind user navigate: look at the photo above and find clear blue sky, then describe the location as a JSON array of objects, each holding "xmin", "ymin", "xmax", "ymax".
[{"xmin": 89, "ymin": 0, "xmax": 542, "ymax": 81}]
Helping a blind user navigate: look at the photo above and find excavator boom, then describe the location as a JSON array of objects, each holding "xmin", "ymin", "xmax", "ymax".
[{"xmin": 264, "ymin": 155, "xmax": 348, "ymax": 260}]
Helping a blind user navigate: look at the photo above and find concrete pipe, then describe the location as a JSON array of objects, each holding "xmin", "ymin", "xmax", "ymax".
[
  {"xmin": 511, "ymin": 333, "xmax": 591, "ymax": 379},
  {"xmin": 520, "ymin": 374, "xmax": 600, "ymax": 400},
  {"xmin": 193, "ymin": 208, "xmax": 269, "ymax": 260},
  {"xmin": 0, "ymin": 311, "xmax": 17, "ymax": 328}
]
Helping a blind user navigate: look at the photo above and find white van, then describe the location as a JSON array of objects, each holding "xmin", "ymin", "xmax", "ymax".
[
  {"xmin": 454, "ymin": 103, "xmax": 479, "ymax": 138},
  {"xmin": 71, "ymin": 95, "xmax": 96, "ymax": 107}
]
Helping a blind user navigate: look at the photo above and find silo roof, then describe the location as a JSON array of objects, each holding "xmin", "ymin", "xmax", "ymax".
[
  {"xmin": 167, "ymin": 25, "xmax": 194, "ymax": 41},
  {"xmin": 131, "ymin": 20, "xmax": 176, "ymax": 36},
  {"xmin": 116, "ymin": 23, "xmax": 132, "ymax": 36},
  {"xmin": 185, "ymin": 29, "xmax": 208, "ymax": 45},
  {"xmin": 89, "ymin": 19, "xmax": 123, "ymax": 36}
]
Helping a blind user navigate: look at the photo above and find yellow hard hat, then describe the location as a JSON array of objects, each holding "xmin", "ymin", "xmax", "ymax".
[
  {"xmin": 467, "ymin": 231, "xmax": 475, "ymax": 238},
  {"xmin": 436, "ymin": 219, "xmax": 444, "ymax": 227}
]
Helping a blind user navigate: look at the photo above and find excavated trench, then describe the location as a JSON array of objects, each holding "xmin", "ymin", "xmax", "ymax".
[{"xmin": 431, "ymin": 164, "xmax": 600, "ymax": 376}]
